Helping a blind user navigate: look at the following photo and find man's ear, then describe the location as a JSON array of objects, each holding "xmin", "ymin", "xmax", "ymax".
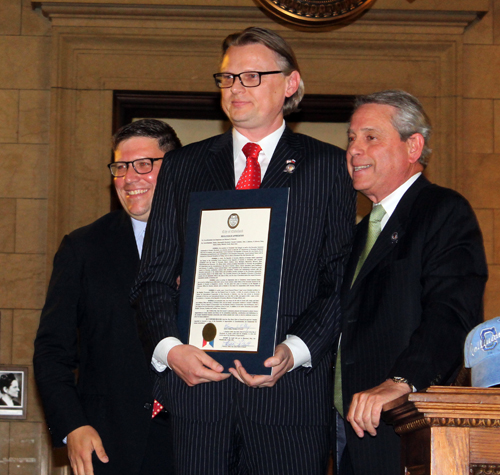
[
  {"xmin": 407, "ymin": 133, "xmax": 425, "ymax": 164},
  {"xmin": 285, "ymin": 71, "xmax": 301, "ymax": 98}
]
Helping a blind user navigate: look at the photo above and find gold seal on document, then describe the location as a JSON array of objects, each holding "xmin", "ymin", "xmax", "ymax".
[
  {"xmin": 202, "ymin": 323, "xmax": 217, "ymax": 343},
  {"xmin": 255, "ymin": 0, "xmax": 376, "ymax": 27}
]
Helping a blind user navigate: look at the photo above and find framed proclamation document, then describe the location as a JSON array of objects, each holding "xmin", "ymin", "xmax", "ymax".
[{"xmin": 178, "ymin": 188, "xmax": 289, "ymax": 375}]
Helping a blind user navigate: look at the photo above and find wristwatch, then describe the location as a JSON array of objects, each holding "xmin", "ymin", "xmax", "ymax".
[
  {"xmin": 391, "ymin": 376, "xmax": 409, "ymax": 385},
  {"xmin": 391, "ymin": 376, "xmax": 416, "ymax": 392}
]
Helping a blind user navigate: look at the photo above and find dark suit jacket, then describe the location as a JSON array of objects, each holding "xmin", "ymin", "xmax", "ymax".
[
  {"xmin": 133, "ymin": 127, "xmax": 356, "ymax": 427},
  {"xmin": 339, "ymin": 175, "xmax": 488, "ymax": 475},
  {"xmin": 34, "ymin": 210, "xmax": 158, "ymax": 475}
]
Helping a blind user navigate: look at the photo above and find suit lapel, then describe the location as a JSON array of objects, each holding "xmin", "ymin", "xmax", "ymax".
[
  {"xmin": 351, "ymin": 214, "xmax": 406, "ymax": 288},
  {"xmin": 206, "ymin": 130, "xmax": 236, "ymax": 191},
  {"xmin": 343, "ymin": 218, "xmax": 368, "ymax": 291},
  {"xmin": 104, "ymin": 211, "xmax": 140, "ymax": 291},
  {"xmin": 349, "ymin": 175, "xmax": 431, "ymax": 292},
  {"xmin": 261, "ymin": 127, "xmax": 302, "ymax": 189}
]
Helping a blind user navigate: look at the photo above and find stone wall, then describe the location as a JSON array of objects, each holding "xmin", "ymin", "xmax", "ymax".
[
  {"xmin": 0, "ymin": 0, "xmax": 498, "ymax": 473},
  {"xmin": 462, "ymin": 2, "xmax": 500, "ymax": 321},
  {"xmin": 0, "ymin": 0, "xmax": 52, "ymax": 473}
]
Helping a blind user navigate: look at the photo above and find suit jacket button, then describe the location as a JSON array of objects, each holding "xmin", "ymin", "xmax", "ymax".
[{"xmin": 144, "ymin": 403, "xmax": 152, "ymax": 410}]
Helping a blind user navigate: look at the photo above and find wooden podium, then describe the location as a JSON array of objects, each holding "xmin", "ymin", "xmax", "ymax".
[{"xmin": 383, "ymin": 386, "xmax": 500, "ymax": 475}]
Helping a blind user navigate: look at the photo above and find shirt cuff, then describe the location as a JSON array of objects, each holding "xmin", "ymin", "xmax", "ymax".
[
  {"xmin": 151, "ymin": 337, "xmax": 183, "ymax": 372},
  {"xmin": 283, "ymin": 335, "xmax": 312, "ymax": 370}
]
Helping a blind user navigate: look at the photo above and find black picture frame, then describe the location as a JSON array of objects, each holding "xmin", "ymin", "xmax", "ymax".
[
  {"xmin": 178, "ymin": 188, "xmax": 290, "ymax": 375},
  {"xmin": 0, "ymin": 366, "xmax": 28, "ymax": 419}
]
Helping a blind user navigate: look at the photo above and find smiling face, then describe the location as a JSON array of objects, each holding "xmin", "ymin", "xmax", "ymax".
[
  {"xmin": 346, "ymin": 103, "xmax": 424, "ymax": 203},
  {"xmin": 220, "ymin": 43, "xmax": 300, "ymax": 142},
  {"xmin": 113, "ymin": 136, "xmax": 163, "ymax": 222}
]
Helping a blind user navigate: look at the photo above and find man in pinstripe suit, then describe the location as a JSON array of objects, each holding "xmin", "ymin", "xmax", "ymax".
[{"xmin": 132, "ymin": 27, "xmax": 356, "ymax": 474}]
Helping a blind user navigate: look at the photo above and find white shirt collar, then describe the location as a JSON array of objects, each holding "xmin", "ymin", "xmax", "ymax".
[
  {"xmin": 377, "ymin": 172, "xmax": 421, "ymax": 230},
  {"xmin": 232, "ymin": 122, "xmax": 286, "ymax": 185},
  {"xmin": 131, "ymin": 217, "xmax": 147, "ymax": 257}
]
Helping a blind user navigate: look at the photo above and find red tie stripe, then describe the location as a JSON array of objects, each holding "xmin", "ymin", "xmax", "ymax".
[{"xmin": 236, "ymin": 142, "xmax": 262, "ymax": 190}]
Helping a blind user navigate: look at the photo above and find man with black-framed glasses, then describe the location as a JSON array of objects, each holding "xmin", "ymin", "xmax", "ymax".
[
  {"xmin": 132, "ymin": 27, "xmax": 356, "ymax": 475},
  {"xmin": 34, "ymin": 119, "xmax": 181, "ymax": 475}
]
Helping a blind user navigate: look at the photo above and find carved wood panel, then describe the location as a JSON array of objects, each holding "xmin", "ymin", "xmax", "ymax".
[{"xmin": 470, "ymin": 464, "xmax": 500, "ymax": 475}]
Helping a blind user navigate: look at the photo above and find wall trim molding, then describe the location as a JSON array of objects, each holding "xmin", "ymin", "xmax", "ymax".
[{"xmin": 33, "ymin": 2, "xmax": 487, "ymax": 34}]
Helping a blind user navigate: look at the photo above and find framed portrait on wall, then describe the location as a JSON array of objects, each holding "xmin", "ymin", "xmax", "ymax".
[{"xmin": 0, "ymin": 366, "xmax": 28, "ymax": 419}]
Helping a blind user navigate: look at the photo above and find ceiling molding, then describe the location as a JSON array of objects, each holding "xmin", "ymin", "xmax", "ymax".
[{"xmin": 33, "ymin": 2, "xmax": 487, "ymax": 34}]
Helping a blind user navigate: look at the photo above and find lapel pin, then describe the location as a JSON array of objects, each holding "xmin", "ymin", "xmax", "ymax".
[
  {"xmin": 284, "ymin": 159, "xmax": 296, "ymax": 174},
  {"xmin": 391, "ymin": 232, "xmax": 398, "ymax": 242}
]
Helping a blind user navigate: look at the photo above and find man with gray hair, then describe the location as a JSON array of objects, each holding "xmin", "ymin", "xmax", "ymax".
[
  {"xmin": 335, "ymin": 90, "xmax": 488, "ymax": 474},
  {"xmin": 132, "ymin": 26, "xmax": 356, "ymax": 474}
]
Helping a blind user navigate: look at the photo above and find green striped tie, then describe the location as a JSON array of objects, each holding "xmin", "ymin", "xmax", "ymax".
[
  {"xmin": 334, "ymin": 205, "xmax": 386, "ymax": 417},
  {"xmin": 351, "ymin": 205, "xmax": 386, "ymax": 286}
]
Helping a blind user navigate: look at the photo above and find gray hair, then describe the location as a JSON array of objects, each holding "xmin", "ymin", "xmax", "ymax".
[
  {"xmin": 353, "ymin": 90, "xmax": 432, "ymax": 167},
  {"xmin": 221, "ymin": 27, "xmax": 304, "ymax": 116}
]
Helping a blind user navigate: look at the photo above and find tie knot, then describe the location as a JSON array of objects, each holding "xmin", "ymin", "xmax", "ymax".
[
  {"xmin": 242, "ymin": 142, "xmax": 262, "ymax": 160},
  {"xmin": 370, "ymin": 205, "xmax": 386, "ymax": 224},
  {"xmin": 236, "ymin": 143, "xmax": 262, "ymax": 190}
]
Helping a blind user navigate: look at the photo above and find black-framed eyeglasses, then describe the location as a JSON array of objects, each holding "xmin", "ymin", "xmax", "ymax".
[
  {"xmin": 213, "ymin": 71, "xmax": 283, "ymax": 89},
  {"xmin": 107, "ymin": 158, "xmax": 163, "ymax": 177}
]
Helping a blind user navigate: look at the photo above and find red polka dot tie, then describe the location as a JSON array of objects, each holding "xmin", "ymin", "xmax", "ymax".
[
  {"xmin": 236, "ymin": 143, "xmax": 262, "ymax": 190},
  {"xmin": 152, "ymin": 399, "xmax": 163, "ymax": 419}
]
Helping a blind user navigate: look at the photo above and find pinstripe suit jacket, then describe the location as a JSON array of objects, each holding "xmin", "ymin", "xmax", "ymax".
[
  {"xmin": 132, "ymin": 127, "xmax": 356, "ymax": 426},
  {"xmin": 339, "ymin": 175, "xmax": 488, "ymax": 475}
]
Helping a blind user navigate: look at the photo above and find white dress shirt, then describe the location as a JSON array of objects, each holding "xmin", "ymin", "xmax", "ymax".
[
  {"xmin": 152, "ymin": 123, "xmax": 312, "ymax": 373},
  {"xmin": 131, "ymin": 218, "xmax": 147, "ymax": 257},
  {"xmin": 378, "ymin": 172, "xmax": 421, "ymax": 229}
]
